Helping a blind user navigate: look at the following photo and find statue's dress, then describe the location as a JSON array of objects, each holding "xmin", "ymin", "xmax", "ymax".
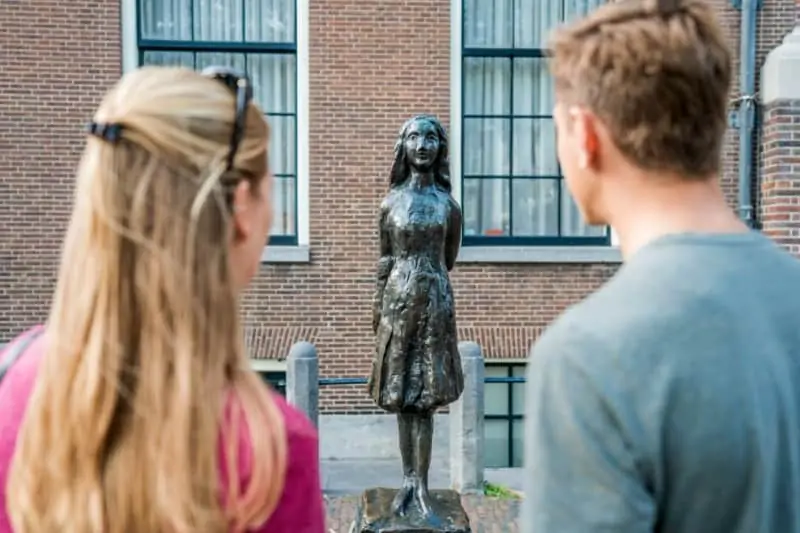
[{"xmin": 368, "ymin": 185, "xmax": 464, "ymax": 413}]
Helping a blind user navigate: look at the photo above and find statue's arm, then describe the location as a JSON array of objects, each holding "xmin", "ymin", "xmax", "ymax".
[
  {"xmin": 445, "ymin": 197, "xmax": 462, "ymax": 272},
  {"xmin": 373, "ymin": 202, "xmax": 393, "ymax": 333}
]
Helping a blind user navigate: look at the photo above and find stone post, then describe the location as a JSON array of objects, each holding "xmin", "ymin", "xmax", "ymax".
[
  {"xmin": 286, "ymin": 341, "xmax": 319, "ymax": 428},
  {"xmin": 449, "ymin": 341, "xmax": 485, "ymax": 494},
  {"xmin": 760, "ymin": 25, "xmax": 800, "ymax": 256}
]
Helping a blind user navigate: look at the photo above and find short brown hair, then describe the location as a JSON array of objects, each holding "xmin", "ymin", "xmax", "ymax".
[{"xmin": 549, "ymin": 0, "xmax": 732, "ymax": 179}]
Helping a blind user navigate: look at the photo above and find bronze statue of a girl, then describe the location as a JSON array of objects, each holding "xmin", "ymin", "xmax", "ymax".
[{"xmin": 368, "ymin": 114, "xmax": 464, "ymax": 525}]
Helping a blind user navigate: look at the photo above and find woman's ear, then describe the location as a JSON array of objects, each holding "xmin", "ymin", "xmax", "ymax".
[{"xmin": 231, "ymin": 179, "xmax": 252, "ymax": 242}]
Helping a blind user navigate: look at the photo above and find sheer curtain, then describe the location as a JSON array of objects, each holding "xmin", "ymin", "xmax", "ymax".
[
  {"xmin": 462, "ymin": 0, "xmax": 606, "ymax": 239},
  {"xmin": 139, "ymin": 0, "xmax": 297, "ymax": 238}
]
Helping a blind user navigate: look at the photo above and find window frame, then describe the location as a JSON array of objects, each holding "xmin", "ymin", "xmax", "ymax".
[
  {"xmin": 457, "ymin": 1, "xmax": 612, "ymax": 248},
  {"xmin": 484, "ymin": 362, "xmax": 525, "ymax": 469},
  {"xmin": 126, "ymin": 0, "xmax": 309, "ymax": 251}
]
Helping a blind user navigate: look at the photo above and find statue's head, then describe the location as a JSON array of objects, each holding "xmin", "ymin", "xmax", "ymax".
[{"xmin": 389, "ymin": 115, "xmax": 451, "ymax": 192}]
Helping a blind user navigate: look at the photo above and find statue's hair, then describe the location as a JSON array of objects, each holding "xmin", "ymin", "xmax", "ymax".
[
  {"xmin": 7, "ymin": 66, "xmax": 286, "ymax": 533},
  {"xmin": 389, "ymin": 114, "xmax": 452, "ymax": 192}
]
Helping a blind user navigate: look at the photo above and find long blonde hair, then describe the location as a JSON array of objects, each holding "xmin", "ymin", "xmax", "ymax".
[{"xmin": 6, "ymin": 66, "xmax": 286, "ymax": 533}]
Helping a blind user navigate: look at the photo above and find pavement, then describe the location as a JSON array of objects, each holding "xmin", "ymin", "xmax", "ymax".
[
  {"xmin": 322, "ymin": 459, "xmax": 523, "ymax": 494},
  {"xmin": 321, "ymin": 460, "xmax": 523, "ymax": 532}
]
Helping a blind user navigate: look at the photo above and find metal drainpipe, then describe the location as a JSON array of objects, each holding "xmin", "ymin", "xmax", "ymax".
[{"xmin": 733, "ymin": 0, "xmax": 761, "ymax": 228}]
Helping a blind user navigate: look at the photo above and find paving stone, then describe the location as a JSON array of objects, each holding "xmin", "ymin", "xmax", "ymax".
[{"xmin": 325, "ymin": 493, "xmax": 520, "ymax": 533}]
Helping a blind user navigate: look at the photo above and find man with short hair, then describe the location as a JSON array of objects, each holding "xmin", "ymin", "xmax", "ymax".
[{"xmin": 524, "ymin": 1, "xmax": 800, "ymax": 532}]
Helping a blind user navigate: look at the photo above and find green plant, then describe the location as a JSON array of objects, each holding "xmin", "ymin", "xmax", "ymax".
[{"xmin": 482, "ymin": 481, "xmax": 522, "ymax": 500}]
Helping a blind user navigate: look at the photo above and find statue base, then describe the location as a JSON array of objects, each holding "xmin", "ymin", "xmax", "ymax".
[{"xmin": 350, "ymin": 487, "xmax": 472, "ymax": 533}]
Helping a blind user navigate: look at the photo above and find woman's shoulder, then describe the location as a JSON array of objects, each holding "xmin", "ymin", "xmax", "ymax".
[
  {"xmin": 0, "ymin": 326, "xmax": 47, "ymax": 400},
  {"xmin": 269, "ymin": 391, "xmax": 318, "ymax": 447},
  {"xmin": 248, "ymin": 392, "xmax": 325, "ymax": 533},
  {"xmin": 223, "ymin": 387, "xmax": 318, "ymax": 465}
]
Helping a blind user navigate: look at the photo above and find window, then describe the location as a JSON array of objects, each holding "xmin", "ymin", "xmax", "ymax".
[
  {"xmin": 460, "ymin": 1, "xmax": 610, "ymax": 246},
  {"xmin": 136, "ymin": 0, "xmax": 298, "ymax": 245},
  {"xmin": 258, "ymin": 371, "xmax": 287, "ymax": 396},
  {"xmin": 484, "ymin": 362, "xmax": 525, "ymax": 468}
]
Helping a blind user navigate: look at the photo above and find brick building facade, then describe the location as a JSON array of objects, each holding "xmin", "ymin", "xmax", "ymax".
[{"xmin": 1, "ymin": 1, "xmax": 798, "ymax": 467}]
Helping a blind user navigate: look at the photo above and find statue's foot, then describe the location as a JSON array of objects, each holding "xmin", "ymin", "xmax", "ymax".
[
  {"xmin": 413, "ymin": 482, "xmax": 444, "ymax": 528},
  {"xmin": 391, "ymin": 477, "xmax": 414, "ymax": 517}
]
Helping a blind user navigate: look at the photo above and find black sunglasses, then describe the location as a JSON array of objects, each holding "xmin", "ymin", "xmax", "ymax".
[{"xmin": 201, "ymin": 66, "xmax": 254, "ymax": 172}]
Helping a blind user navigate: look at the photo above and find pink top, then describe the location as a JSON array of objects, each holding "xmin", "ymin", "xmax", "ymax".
[{"xmin": 0, "ymin": 329, "xmax": 326, "ymax": 533}]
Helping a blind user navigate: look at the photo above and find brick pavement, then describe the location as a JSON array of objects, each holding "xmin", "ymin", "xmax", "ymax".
[{"xmin": 324, "ymin": 493, "xmax": 520, "ymax": 533}]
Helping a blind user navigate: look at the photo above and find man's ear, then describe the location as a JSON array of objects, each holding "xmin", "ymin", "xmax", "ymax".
[{"xmin": 569, "ymin": 106, "xmax": 601, "ymax": 170}]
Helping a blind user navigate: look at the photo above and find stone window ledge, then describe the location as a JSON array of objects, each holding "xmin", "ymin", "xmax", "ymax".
[
  {"xmin": 261, "ymin": 245, "xmax": 311, "ymax": 264},
  {"xmin": 457, "ymin": 246, "xmax": 622, "ymax": 264}
]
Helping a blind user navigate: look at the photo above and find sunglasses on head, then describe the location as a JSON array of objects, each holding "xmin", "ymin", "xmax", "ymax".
[{"xmin": 201, "ymin": 65, "xmax": 254, "ymax": 173}]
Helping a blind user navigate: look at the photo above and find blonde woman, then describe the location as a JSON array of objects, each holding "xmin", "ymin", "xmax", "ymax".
[{"xmin": 0, "ymin": 66, "xmax": 325, "ymax": 533}]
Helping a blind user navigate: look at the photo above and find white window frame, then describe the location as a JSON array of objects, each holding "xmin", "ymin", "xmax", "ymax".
[
  {"xmin": 250, "ymin": 359, "xmax": 288, "ymax": 373},
  {"xmin": 121, "ymin": 0, "xmax": 311, "ymax": 264},
  {"xmin": 449, "ymin": 0, "xmax": 621, "ymax": 264}
]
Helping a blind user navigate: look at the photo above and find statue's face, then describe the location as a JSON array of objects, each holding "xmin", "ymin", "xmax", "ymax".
[{"xmin": 404, "ymin": 119, "xmax": 440, "ymax": 170}]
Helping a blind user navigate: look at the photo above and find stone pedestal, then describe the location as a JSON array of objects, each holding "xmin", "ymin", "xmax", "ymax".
[{"xmin": 350, "ymin": 487, "xmax": 472, "ymax": 533}]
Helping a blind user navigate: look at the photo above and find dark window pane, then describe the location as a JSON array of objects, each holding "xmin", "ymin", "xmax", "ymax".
[
  {"xmin": 250, "ymin": 54, "xmax": 296, "ymax": 113},
  {"xmin": 511, "ymin": 365, "xmax": 526, "ymax": 416},
  {"xmin": 271, "ymin": 177, "xmax": 296, "ymax": 237},
  {"xmin": 259, "ymin": 371, "xmax": 286, "ymax": 396},
  {"xmin": 511, "ymin": 179, "xmax": 559, "ymax": 236},
  {"xmin": 140, "ymin": 0, "xmax": 296, "ymax": 43},
  {"xmin": 511, "ymin": 418, "xmax": 524, "ymax": 467},
  {"xmin": 192, "ymin": 0, "xmax": 244, "ymax": 42},
  {"xmin": 512, "ymin": 118, "xmax": 559, "ymax": 176},
  {"xmin": 485, "ymin": 366, "xmax": 510, "ymax": 416},
  {"xmin": 485, "ymin": 419, "xmax": 510, "ymax": 468},
  {"xmin": 563, "ymin": 0, "xmax": 607, "ymax": 24},
  {"xmin": 513, "ymin": 1, "xmax": 562, "ymax": 49},
  {"xmin": 559, "ymin": 180, "xmax": 607, "ymax": 237},
  {"xmin": 463, "ymin": 57, "xmax": 511, "ymax": 116},
  {"xmin": 512, "ymin": 58, "xmax": 553, "ymax": 116},
  {"xmin": 195, "ymin": 51, "xmax": 245, "ymax": 71},
  {"xmin": 464, "ymin": 0, "xmax": 513, "ymax": 48},
  {"xmin": 268, "ymin": 115, "xmax": 296, "ymax": 176},
  {"xmin": 463, "ymin": 118, "xmax": 510, "ymax": 176},
  {"xmin": 139, "ymin": 0, "xmax": 193, "ymax": 40},
  {"xmin": 245, "ymin": 0, "xmax": 295, "ymax": 42},
  {"xmin": 463, "ymin": 178, "xmax": 510, "ymax": 237},
  {"xmin": 142, "ymin": 50, "xmax": 194, "ymax": 68}
]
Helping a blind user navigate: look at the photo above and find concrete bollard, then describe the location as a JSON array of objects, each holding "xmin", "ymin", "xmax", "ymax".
[
  {"xmin": 286, "ymin": 341, "xmax": 319, "ymax": 428},
  {"xmin": 449, "ymin": 341, "xmax": 485, "ymax": 493}
]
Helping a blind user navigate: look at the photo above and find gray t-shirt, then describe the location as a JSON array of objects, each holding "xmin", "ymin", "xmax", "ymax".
[{"xmin": 524, "ymin": 232, "xmax": 800, "ymax": 533}]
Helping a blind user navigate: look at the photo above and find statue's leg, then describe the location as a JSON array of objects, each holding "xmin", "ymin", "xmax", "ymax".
[
  {"xmin": 412, "ymin": 411, "xmax": 444, "ymax": 525},
  {"xmin": 392, "ymin": 412, "xmax": 415, "ymax": 516},
  {"xmin": 414, "ymin": 411, "xmax": 433, "ymax": 489}
]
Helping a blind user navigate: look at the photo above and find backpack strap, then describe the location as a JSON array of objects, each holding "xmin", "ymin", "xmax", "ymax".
[{"xmin": 0, "ymin": 328, "xmax": 44, "ymax": 385}]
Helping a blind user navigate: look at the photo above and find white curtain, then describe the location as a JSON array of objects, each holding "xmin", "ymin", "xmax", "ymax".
[
  {"xmin": 139, "ymin": 0, "xmax": 297, "ymax": 238},
  {"xmin": 462, "ymin": 0, "xmax": 606, "ymax": 239}
]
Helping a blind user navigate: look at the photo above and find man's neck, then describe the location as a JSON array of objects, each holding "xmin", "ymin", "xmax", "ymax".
[{"xmin": 607, "ymin": 177, "xmax": 750, "ymax": 260}]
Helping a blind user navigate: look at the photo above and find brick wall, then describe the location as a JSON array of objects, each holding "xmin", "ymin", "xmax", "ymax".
[
  {"xmin": 0, "ymin": 0, "xmax": 121, "ymax": 338},
  {"xmin": 761, "ymin": 100, "xmax": 800, "ymax": 254},
  {"xmin": 0, "ymin": 0, "xmax": 797, "ymax": 414}
]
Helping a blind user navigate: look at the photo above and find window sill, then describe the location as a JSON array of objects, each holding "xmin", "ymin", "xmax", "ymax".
[
  {"xmin": 456, "ymin": 245, "xmax": 622, "ymax": 264},
  {"xmin": 260, "ymin": 245, "xmax": 311, "ymax": 264}
]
